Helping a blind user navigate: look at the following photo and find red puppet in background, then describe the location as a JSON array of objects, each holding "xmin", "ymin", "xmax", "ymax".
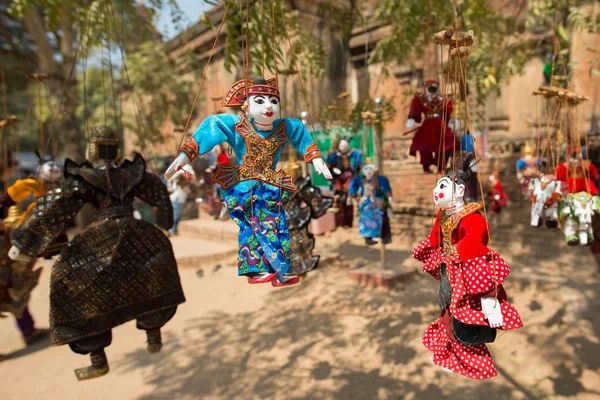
[{"xmin": 404, "ymin": 80, "xmax": 458, "ymax": 174}]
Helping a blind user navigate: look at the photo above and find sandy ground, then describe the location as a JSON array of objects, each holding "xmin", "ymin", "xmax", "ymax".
[{"xmin": 1, "ymin": 207, "xmax": 599, "ymax": 400}]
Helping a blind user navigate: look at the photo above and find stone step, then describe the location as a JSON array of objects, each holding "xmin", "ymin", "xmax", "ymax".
[
  {"xmin": 177, "ymin": 217, "xmax": 239, "ymax": 242},
  {"xmin": 170, "ymin": 235, "xmax": 238, "ymax": 269}
]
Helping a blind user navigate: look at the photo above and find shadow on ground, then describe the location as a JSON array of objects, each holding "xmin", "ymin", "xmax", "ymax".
[{"xmin": 115, "ymin": 201, "xmax": 600, "ymax": 400}]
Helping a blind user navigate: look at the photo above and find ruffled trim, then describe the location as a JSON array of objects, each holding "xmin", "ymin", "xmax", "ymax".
[
  {"xmin": 412, "ymin": 236, "xmax": 441, "ymax": 280},
  {"xmin": 423, "ymin": 318, "xmax": 498, "ymax": 380}
]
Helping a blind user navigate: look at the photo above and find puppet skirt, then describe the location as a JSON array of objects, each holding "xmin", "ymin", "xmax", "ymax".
[{"xmin": 219, "ymin": 182, "xmax": 291, "ymax": 282}]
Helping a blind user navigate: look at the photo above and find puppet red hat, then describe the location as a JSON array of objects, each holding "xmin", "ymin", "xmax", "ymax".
[{"xmin": 222, "ymin": 77, "xmax": 279, "ymax": 107}]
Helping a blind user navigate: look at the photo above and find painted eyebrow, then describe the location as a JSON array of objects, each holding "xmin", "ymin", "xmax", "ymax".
[
  {"xmin": 437, "ymin": 177, "xmax": 452, "ymax": 185},
  {"xmin": 252, "ymin": 95, "xmax": 266, "ymax": 100}
]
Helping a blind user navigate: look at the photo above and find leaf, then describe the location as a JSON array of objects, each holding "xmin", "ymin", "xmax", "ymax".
[
  {"xmin": 557, "ymin": 24, "xmax": 569, "ymax": 42},
  {"xmin": 591, "ymin": 69, "xmax": 600, "ymax": 77}
]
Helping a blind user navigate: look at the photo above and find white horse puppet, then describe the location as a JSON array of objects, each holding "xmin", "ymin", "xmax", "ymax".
[{"xmin": 560, "ymin": 192, "xmax": 599, "ymax": 246}]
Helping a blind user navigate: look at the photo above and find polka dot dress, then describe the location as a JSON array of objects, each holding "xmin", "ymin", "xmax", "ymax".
[{"xmin": 413, "ymin": 213, "xmax": 523, "ymax": 380}]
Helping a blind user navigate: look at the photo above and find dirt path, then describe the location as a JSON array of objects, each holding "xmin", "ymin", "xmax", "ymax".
[{"xmin": 1, "ymin": 220, "xmax": 599, "ymax": 400}]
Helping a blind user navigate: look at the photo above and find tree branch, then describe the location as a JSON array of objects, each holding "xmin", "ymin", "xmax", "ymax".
[{"xmin": 22, "ymin": 6, "xmax": 59, "ymax": 75}]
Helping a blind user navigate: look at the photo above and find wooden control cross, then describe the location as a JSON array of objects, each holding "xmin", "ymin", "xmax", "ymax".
[
  {"xmin": 433, "ymin": 29, "xmax": 475, "ymax": 60},
  {"xmin": 532, "ymin": 86, "xmax": 589, "ymax": 105}
]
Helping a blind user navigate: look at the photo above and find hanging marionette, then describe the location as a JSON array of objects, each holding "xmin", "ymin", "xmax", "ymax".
[
  {"xmin": 32, "ymin": 151, "xmax": 70, "ymax": 259},
  {"xmin": 328, "ymin": 139, "xmax": 362, "ymax": 228},
  {"xmin": 487, "ymin": 171, "xmax": 508, "ymax": 228},
  {"xmin": 0, "ymin": 160, "xmax": 50, "ymax": 347},
  {"xmin": 9, "ymin": 126, "xmax": 186, "ymax": 381},
  {"xmin": 404, "ymin": 80, "xmax": 458, "ymax": 174},
  {"xmin": 559, "ymin": 192, "xmax": 599, "ymax": 246},
  {"xmin": 524, "ymin": 173, "xmax": 566, "ymax": 228},
  {"xmin": 284, "ymin": 176, "xmax": 333, "ymax": 276},
  {"xmin": 348, "ymin": 163, "xmax": 393, "ymax": 245},
  {"xmin": 165, "ymin": 77, "xmax": 332, "ymax": 287},
  {"xmin": 556, "ymin": 145, "xmax": 598, "ymax": 195},
  {"xmin": 412, "ymin": 157, "xmax": 523, "ymax": 380},
  {"xmin": 516, "ymin": 142, "xmax": 540, "ymax": 184}
]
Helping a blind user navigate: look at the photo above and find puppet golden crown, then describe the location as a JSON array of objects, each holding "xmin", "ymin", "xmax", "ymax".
[{"xmin": 222, "ymin": 77, "xmax": 280, "ymax": 107}]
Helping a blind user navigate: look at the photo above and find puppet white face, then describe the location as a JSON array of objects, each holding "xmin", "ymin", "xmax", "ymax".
[
  {"xmin": 362, "ymin": 164, "xmax": 376, "ymax": 180},
  {"xmin": 433, "ymin": 176, "xmax": 465, "ymax": 209},
  {"xmin": 339, "ymin": 140, "xmax": 350, "ymax": 153},
  {"xmin": 39, "ymin": 161, "xmax": 63, "ymax": 183},
  {"xmin": 246, "ymin": 94, "xmax": 279, "ymax": 128}
]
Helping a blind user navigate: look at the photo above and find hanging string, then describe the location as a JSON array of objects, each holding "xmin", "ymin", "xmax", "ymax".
[
  {"xmin": 176, "ymin": 0, "xmax": 231, "ymax": 150},
  {"xmin": 276, "ymin": 0, "xmax": 321, "ymax": 148}
]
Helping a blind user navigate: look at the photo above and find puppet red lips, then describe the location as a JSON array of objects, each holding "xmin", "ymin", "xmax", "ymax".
[{"xmin": 265, "ymin": 112, "xmax": 274, "ymax": 117}]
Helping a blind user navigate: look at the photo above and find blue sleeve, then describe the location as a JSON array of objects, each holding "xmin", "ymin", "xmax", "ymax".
[
  {"xmin": 354, "ymin": 151, "xmax": 363, "ymax": 170},
  {"xmin": 379, "ymin": 176, "xmax": 392, "ymax": 194},
  {"xmin": 286, "ymin": 119, "xmax": 321, "ymax": 161},
  {"xmin": 516, "ymin": 159, "xmax": 526, "ymax": 171},
  {"xmin": 328, "ymin": 152, "xmax": 338, "ymax": 166},
  {"xmin": 349, "ymin": 176, "xmax": 362, "ymax": 196},
  {"xmin": 183, "ymin": 114, "xmax": 240, "ymax": 157}
]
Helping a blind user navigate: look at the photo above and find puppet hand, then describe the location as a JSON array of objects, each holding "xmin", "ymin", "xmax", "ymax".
[
  {"xmin": 313, "ymin": 158, "xmax": 333, "ymax": 179},
  {"xmin": 8, "ymin": 246, "xmax": 32, "ymax": 262},
  {"xmin": 346, "ymin": 196, "xmax": 353, "ymax": 206},
  {"xmin": 387, "ymin": 208, "xmax": 394, "ymax": 220},
  {"xmin": 332, "ymin": 167, "xmax": 342, "ymax": 176},
  {"xmin": 165, "ymin": 153, "xmax": 191, "ymax": 181},
  {"xmin": 133, "ymin": 210, "xmax": 142, "ymax": 220},
  {"xmin": 494, "ymin": 194, "xmax": 500, "ymax": 201},
  {"xmin": 405, "ymin": 118, "xmax": 415, "ymax": 129},
  {"xmin": 481, "ymin": 297, "xmax": 504, "ymax": 328}
]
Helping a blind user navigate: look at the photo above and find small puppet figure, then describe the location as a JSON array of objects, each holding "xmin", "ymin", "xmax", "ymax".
[
  {"xmin": 0, "ymin": 178, "xmax": 49, "ymax": 347},
  {"xmin": 167, "ymin": 165, "xmax": 195, "ymax": 235},
  {"xmin": 412, "ymin": 159, "xmax": 523, "ymax": 380},
  {"xmin": 9, "ymin": 126, "xmax": 185, "ymax": 381},
  {"xmin": 516, "ymin": 142, "xmax": 540, "ymax": 184},
  {"xmin": 559, "ymin": 192, "xmax": 599, "ymax": 246},
  {"xmin": 524, "ymin": 174, "xmax": 565, "ymax": 228},
  {"xmin": 34, "ymin": 153, "xmax": 69, "ymax": 259},
  {"xmin": 488, "ymin": 172, "xmax": 508, "ymax": 214},
  {"xmin": 555, "ymin": 147, "xmax": 598, "ymax": 195},
  {"xmin": 284, "ymin": 176, "xmax": 333, "ymax": 276},
  {"xmin": 328, "ymin": 139, "xmax": 362, "ymax": 228},
  {"xmin": 349, "ymin": 163, "xmax": 393, "ymax": 245},
  {"xmin": 165, "ymin": 77, "xmax": 332, "ymax": 287},
  {"xmin": 404, "ymin": 80, "xmax": 458, "ymax": 174}
]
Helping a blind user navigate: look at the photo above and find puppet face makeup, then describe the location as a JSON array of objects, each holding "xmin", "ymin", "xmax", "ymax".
[
  {"xmin": 246, "ymin": 94, "xmax": 279, "ymax": 128},
  {"xmin": 39, "ymin": 161, "xmax": 63, "ymax": 183},
  {"xmin": 362, "ymin": 164, "xmax": 376, "ymax": 180},
  {"xmin": 339, "ymin": 140, "xmax": 350, "ymax": 153},
  {"xmin": 433, "ymin": 176, "xmax": 465, "ymax": 209}
]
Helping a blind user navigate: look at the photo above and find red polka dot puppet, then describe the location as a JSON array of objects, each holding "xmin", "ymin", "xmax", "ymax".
[{"xmin": 412, "ymin": 158, "xmax": 523, "ymax": 379}]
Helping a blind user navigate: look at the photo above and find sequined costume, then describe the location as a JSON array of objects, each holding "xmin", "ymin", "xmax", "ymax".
[
  {"xmin": 10, "ymin": 153, "xmax": 185, "ymax": 379},
  {"xmin": 412, "ymin": 203, "xmax": 523, "ymax": 379},
  {"xmin": 180, "ymin": 113, "xmax": 321, "ymax": 282},
  {"xmin": 284, "ymin": 177, "xmax": 333, "ymax": 275}
]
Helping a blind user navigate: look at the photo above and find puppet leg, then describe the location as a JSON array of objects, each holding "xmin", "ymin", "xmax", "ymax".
[
  {"xmin": 545, "ymin": 204, "xmax": 559, "ymax": 228},
  {"xmin": 563, "ymin": 218, "xmax": 579, "ymax": 246},
  {"xmin": 381, "ymin": 211, "xmax": 392, "ymax": 244},
  {"xmin": 136, "ymin": 306, "xmax": 177, "ymax": 353},
  {"xmin": 419, "ymin": 152, "xmax": 435, "ymax": 173},
  {"xmin": 69, "ymin": 331, "xmax": 112, "ymax": 381}
]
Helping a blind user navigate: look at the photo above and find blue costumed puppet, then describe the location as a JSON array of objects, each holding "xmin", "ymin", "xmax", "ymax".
[
  {"xmin": 165, "ymin": 77, "xmax": 332, "ymax": 287},
  {"xmin": 349, "ymin": 163, "xmax": 393, "ymax": 245}
]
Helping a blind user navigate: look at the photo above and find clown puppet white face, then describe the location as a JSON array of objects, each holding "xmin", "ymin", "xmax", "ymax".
[
  {"xmin": 433, "ymin": 176, "xmax": 465, "ymax": 210},
  {"xmin": 246, "ymin": 94, "xmax": 280, "ymax": 130},
  {"xmin": 339, "ymin": 140, "xmax": 350, "ymax": 153},
  {"xmin": 362, "ymin": 164, "xmax": 376, "ymax": 181}
]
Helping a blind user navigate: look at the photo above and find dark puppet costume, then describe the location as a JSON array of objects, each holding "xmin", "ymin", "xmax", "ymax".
[{"xmin": 9, "ymin": 127, "xmax": 185, "ymax": 380}]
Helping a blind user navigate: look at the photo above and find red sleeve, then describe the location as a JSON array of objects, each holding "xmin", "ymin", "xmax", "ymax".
[
  {"xmin": 408, "ymin": 96, "xmax": 423, "ymax": 122},
  {"xmin": 588, "ymin": 163, "xmax": 597, "ymax": 181},
  {"xmin": 456, "ymin": 213, "xmax": 490, "ymax": 261},
  {"xmin": 445, "ymin": 99, "xmax": 453, "ymax": 118},
  {"xmin": 555, "ymin": 163, "xmax": 567, "ymax": 181},
  {"xmin": 217, "ymin": 153, "xmax": 229, "ymax": 166}
]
